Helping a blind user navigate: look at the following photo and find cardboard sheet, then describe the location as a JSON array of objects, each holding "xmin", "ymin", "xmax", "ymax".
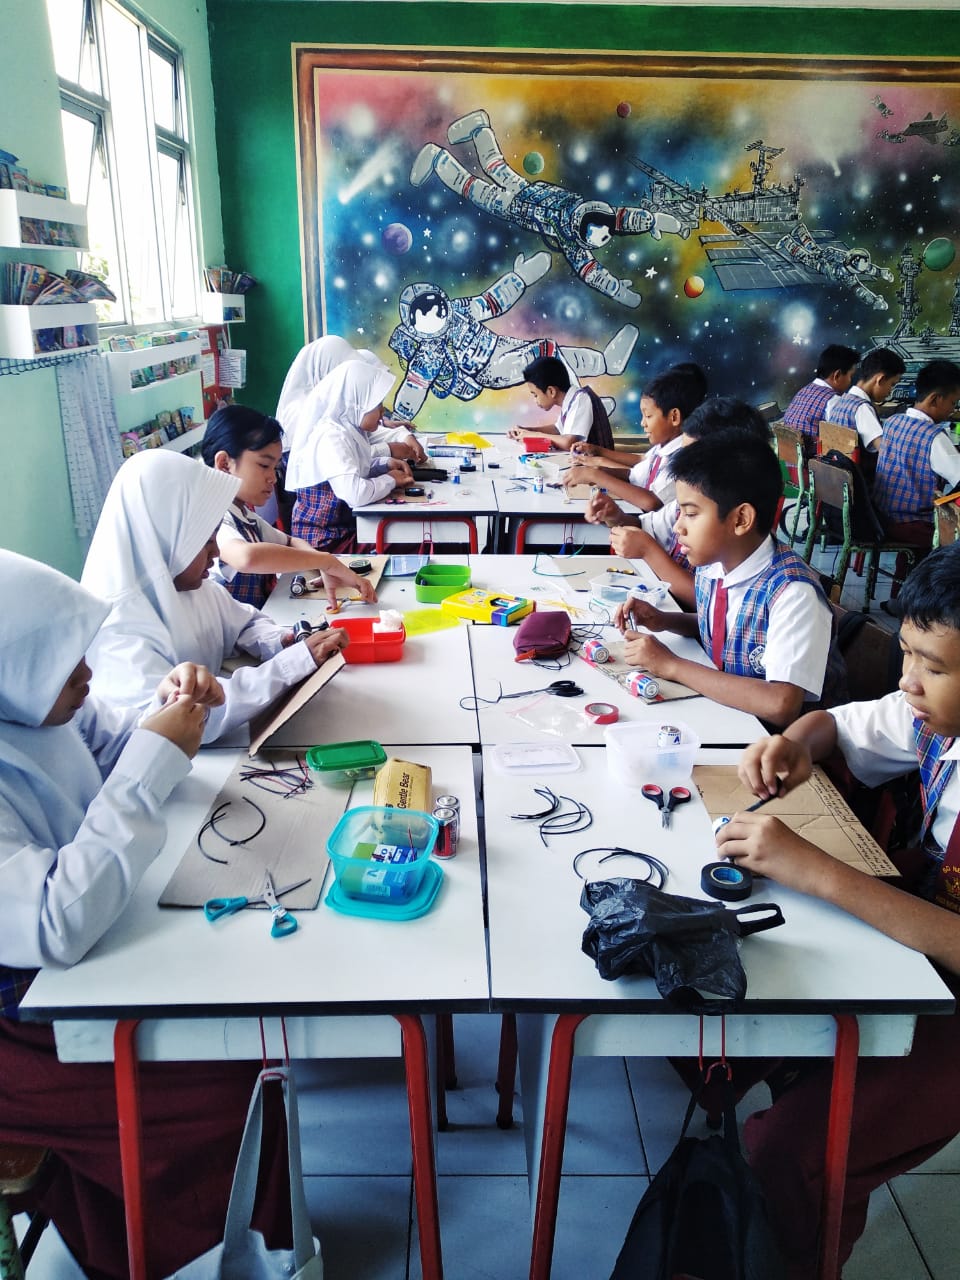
[
  {"xmin": 692, "ymin": 764, "xmax": 898, "ymax": 877},
  {"xmin": 295, "ymin": 554, "xmax": 388, "ymax": 600},
  {"xmin": 576, "ymin": 636, "xmax": 698, "ymax": 702},
  {"xmin": 247, "ymin": 650, "xmax": 345, "ymax": 756},
  {"xmin": 159, "ymin": 751, "xmax": 352, "ymax": 909},
  {"xmin": 546, "ymin": 554, "xmax": 636, "ymax": 585}
]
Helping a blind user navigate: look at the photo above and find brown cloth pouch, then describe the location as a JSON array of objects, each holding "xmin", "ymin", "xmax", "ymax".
[{"xmin": 512, "ymin": 610, "xmax": 572, "ymax": 662}]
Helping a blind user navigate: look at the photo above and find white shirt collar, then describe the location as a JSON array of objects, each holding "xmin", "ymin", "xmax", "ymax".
[
  {"xmin": 701, "ymin": 535, "xmax": 776, "ymax": 587},
  {"xmin": 905, "ymin": 406, "xmax": 933, "ymax": 425}
]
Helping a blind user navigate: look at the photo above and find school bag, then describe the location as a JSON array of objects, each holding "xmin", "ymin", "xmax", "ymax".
[
  {"xmin": 818, "ymin": 449, "xmax": 885, "ymax": 545},
  {"xmin": 584, "ymin": 387, "xmax": 615, "ymax": 450},
  {"xmin": 608, "ymin": 1070, "xmax": 785, "ymax": 1280}
]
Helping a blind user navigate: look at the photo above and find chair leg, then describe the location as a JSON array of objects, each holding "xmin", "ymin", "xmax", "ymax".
[{"xmin": 495, "ymin": 1014, "xmax": 518, "ymax": 1130}]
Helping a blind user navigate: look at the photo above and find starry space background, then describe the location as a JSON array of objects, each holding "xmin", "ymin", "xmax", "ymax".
[{"xmin": 305, "ymin": 62, "xmax": 959, "ymax": 433}]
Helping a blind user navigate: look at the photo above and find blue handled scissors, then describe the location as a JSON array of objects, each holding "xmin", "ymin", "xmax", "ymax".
[
  {"xmin": 641, "ymin": 783, "xmax": 692, "ymax": 829},
  {"xmin": 203, "ymin": 871, "xmax": 310, "ymax": 938}
]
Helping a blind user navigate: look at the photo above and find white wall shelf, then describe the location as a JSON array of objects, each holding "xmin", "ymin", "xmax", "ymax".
[
  {"xmin": 0, "ymin": 302, "xmax": 98, "ymax": 359},
  {"xmin": 104, "ymin": 338, "xmax": 203, "ymax": 399},
  {"xmin": 0, "ymin": 189, "xmax": 88, "ymax": 251},
  {"xmin": 164, "ymin": 422, "xmax": 206, "ymax": 453},
  {"xmin": 201, "ymin": 292, "xmax": 245, "ymax": 323}
]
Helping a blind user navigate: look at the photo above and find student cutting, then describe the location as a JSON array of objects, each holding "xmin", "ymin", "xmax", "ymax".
[
  {"xmin": 285, "ymin": 358, "xmax": 415, "ymax": 549},
  {"xmin": 720, "ymin": 543, "xmax": 960, "ymax": 1277},
  {"xmin": 618, "ymin": 430, "xmax": 835, "ymax": 728},
  {"xmin": 0, "ymin": 550, "xmax": 290, "ymax": 1280},
  {"xmin": 507, "ymin": 354, "xmax": 614, "ymax": 451},
  {"xmin": 81, "ymin": 450, "xmax": 346, "ymax": 742},
  {"xmin": 201, "ymin": 402, "xmax": 378, "ymax": 609}
]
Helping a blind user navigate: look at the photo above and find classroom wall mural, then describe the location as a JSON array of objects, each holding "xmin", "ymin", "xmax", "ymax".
[{"xmin": 294, "ymin": 48, "xmax": 960, "ymax": 433}]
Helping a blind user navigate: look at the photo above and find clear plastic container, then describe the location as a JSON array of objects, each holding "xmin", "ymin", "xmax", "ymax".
[
  {"xmin": 326, "ymin": 805, "xmax": 439, "ymax": 902},
  {"xmin": 603, "ymin": 719, "xmax": 700, "ymax": 787},
  {"xmin": 589, "ymin": 575, "xmax": 635, "ymax": 606}
]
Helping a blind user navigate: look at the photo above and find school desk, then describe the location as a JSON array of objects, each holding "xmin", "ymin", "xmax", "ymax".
[
  {"xmin": 19, "ymin": 744, "xmax": 488, "ymax": 1280},
  {"xmin": 353, "ymin": 475, "xmax": 499, "ymax": 553},
  {"xmin": 490, "ymin": 476, "xmax": 646, "ymax": 552},
  {"xmin": 482, "ymin": 747, "xmax": 955, "ymax": 1280}
]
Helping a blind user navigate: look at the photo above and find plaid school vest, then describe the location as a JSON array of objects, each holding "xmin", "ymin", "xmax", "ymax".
[
  {"xmin": 291, "ymin": 482, "xmax": 355, "ymax": 551},
  {"xmin": 0, "ymin": 964, "xmax": 38, "ymax": 1019},
  {"xmin": 872, "ymin": 412, "xmax": 943, "ymax": 523},
  {"xmin": 912, "ymin": 720, "xmax": 960, "ymax": 911},
  {"xmin": 209, "ymin": 508, "xmax": 273, "ymax": 610},
  {"xmin": 694, "ymin": 545, "xmax": 829, "ymax": 680},
  {"xmin": 825, "ymin": 390, "xmax": 877, "ymax": 436},
  {"xmin": 783, "ymin": 381, "xmax": 834, "ymax": 438}
]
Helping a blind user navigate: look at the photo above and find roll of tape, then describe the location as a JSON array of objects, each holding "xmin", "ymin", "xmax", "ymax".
[
  {"xmin": 701, "ymin": 860, "xmax": 753, "ymax": 902},
  {"xmin": 585, "ymin": 701, "xmax": 619, "ymax": 725}
]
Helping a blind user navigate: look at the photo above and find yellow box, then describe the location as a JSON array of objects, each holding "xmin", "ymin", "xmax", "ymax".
[
  {"xmin": 441, "ymin": 588, "xmax": 535, "ymax": 625},
  {"xmin": 373, "ymin": 757, "xmax": 433, "ymax": 813}
]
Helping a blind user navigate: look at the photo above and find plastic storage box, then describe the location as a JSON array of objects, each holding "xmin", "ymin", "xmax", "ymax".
[
  {"xmin": 589, "ymin": 574, "xmax": 635, "ymax": 606},
  {"xmin": 326, "ymin": 805, "xmax": 439, "ymax": 902},
  {"xmin": 603, "ymin": 719, "xmax": 700, "ymax": 787},
  {"xmin": 414, "ymin": 563, "xmax": 471, "ymax": 603},
  {"xmin": 305, "ymin": 739, "xmax": 387, "ymax": 785},
  {"xmin": 330, "ymin": 616, "xmax": 405, "ymax": 662}
]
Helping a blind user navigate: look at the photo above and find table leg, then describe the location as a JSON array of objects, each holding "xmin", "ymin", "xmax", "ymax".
[
  {"xmin": 395, "ymin": 1013, "xmax": 444, "ymax": 1280},
  {"xmin": 495, "ymin": 1013, "xmax": 517, "ymax": 1130},
  {"xmin": 817, "ymin": 1014, "xmax": 860, "ymax": 1280},
  {"xmin": 113, "ymin": 1020, "xmax": 148, "ymax": 1280}
]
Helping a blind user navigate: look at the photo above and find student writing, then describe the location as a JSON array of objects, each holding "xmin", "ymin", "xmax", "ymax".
[
  {"xmin": 781, "ymin": 342, "xmax": 860, "ymax": 448},
  {"xmin": 507, "ymin": 353, "xmax": 614, "ymax": 451},
  {"xmin": 824, "ymin": 345, "xmax": 906, "ymax": 453}
]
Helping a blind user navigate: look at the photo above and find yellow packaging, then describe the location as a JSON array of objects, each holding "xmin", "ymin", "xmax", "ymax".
[{"xmin": 373, "ymin": 757, "xmax": 433, "ymax": 813}]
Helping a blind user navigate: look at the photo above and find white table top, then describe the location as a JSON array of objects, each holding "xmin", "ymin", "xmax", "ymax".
[
  {"xmin": 21, "ymin": 745, "xmax": 489, "ymax": 1024},
  {"xmin": 484, "ymin": 747, "xmax": 954, "ymax": 1024},
  {"xmin": 355, "ymin": 476, "xmax": 499, "ymax": 518}
]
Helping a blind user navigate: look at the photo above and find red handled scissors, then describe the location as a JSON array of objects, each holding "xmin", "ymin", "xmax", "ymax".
[{"xmin": 641, "ymin": 784, "xmax": 692, "ymax": 829}]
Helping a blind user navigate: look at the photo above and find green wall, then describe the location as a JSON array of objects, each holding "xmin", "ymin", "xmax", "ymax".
[{"xmin": 207, "ymin": 2, "xmax": 959, "ymax": 415}]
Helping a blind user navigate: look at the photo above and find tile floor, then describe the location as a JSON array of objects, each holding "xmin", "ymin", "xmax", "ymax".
[{"xmin": 21, "ymin": 524, "xmax": 952, "ymax": 1279}]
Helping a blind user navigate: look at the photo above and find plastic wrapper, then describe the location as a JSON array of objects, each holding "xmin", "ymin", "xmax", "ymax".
[
  {"xmin": 580, "ymin": 878, "xmax": 784, "ymax": 1011},
  {"xmin": 504, "ymin": 694, "xmax": 587, "ymax": 738}
]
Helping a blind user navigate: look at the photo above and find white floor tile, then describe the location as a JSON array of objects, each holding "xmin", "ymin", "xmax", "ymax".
[
  {"xmin": 304, "ymin": 1174, "xmax": 411, "ymax": 1280},
  {"xmin": 409, "ymin": 1175, "xmax": 531, "ymax": 1280},
  {"xmin": 293, "ymin": 1057, "xmax": 413, "ymax": 1176},
  {"xmin": 12, "ymin": 1217, "xmax": 86, "ymax": 1278},
  {"xmin": 910, "ymin": 1126, "xmax": 960, "ymax": 1174},
  {"xmin": 560, "ymin": 1056, "xmax": 645, "ymax": 1175},
  {"xmin": 550, "ymin": 1175, "xmax": 650, "ymax": 1280},
  {"xmin": 844, "ymin": 1184, "xmax": 932, "ymax": 1280},
  {"xmin": 890, "ymin": 1173, "xmax": 960, "ymax": 1279}
]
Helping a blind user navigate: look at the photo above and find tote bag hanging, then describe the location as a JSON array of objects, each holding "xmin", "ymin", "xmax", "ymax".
[{"xmin": 168, "ymin": 1066, "xmax": 322, "ymax": 1279}]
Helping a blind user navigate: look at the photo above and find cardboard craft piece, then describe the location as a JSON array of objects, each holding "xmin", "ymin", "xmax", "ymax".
[
  {"xmin": 247, "ymin": 650, "xmax": 346, "ymax": 757},
  {"xmin": 546, "ymin": 554, "xmax": 636, "ymax": 586},
  {"xmin": 692, "ymin": 764, "xmax": 898, "ymax": 877},
  {"xmin": 296, "ymin": 554, "xmax": 388, "ymax": 600},
  {"xmin": 159, "ymin": 751, "xmax": 352, "ymax": 909},
  {"xmin": 577, "ymin": 636, "xmax": 698, "ymax": 702}
]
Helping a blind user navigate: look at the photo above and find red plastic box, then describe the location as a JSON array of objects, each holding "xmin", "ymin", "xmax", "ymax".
[
  {"xmin": 521, "ymin": 435, "xmax": 555, "ymax": 453},
  {"xmin": 330, "ymin": 616, "xmax": 406, "ymax": 663}
]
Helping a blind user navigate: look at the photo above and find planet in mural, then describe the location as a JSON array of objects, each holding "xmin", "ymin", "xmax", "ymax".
[
  {"xmin": 522, "ymin": 151, "xmax": 545, "ymax": 176},
  {"xmin": 684, "ymin": 275, "xmax": 705, "ymax": 298},
  {"xmin": 616, "ymin": 101, "xmax": 632, "ymax": 119},
  {"xmin": 922, "ymin": 237, "xmax": 956, "ymax": 272},
  {"xmin": 381, "ymin": 222, "xmax": 413, "ymax": 254}
]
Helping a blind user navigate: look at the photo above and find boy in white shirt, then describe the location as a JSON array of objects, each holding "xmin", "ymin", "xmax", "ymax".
[
  {"xmin": 507, "ymin": 354, "xmax": 613, "ymax": 451},
  {"xmin": 824, "ymin": 346, "xmax": 905, "ymax": 453}
]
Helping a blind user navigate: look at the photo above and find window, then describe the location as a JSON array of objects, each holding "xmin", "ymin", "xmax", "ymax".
[{"xmin": 45, "ymin": 0, "xmax": 199, "ymax": 326}]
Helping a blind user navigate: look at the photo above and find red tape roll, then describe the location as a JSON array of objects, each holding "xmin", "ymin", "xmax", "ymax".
[{"xmin": 584, "ymin": 701, "xmax": 619, "ymax": 725}]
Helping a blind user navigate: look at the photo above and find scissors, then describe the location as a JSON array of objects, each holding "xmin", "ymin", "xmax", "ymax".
[
  {"xmin": 641, "ymin": 783, "xmax": 692, "ymax": 829},
  {"xmin": 203, "ymin": 871, "xmax": 310, "ymax": 938}
]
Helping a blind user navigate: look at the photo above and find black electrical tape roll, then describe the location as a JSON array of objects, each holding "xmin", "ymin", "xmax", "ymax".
[{"xmin": 701, "ymin": 860, "xmax": 753, "ymax": 902}]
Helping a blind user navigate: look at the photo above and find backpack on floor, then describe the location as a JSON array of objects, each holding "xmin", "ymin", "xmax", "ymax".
[{"xmin": 608, "ymin": 1070, "xmax": 785, "ymax": 1280}]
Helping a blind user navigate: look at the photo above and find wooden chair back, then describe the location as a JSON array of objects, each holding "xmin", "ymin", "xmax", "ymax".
[
  {"xmin": 808, "ymin": 457, "xmax": 852, "ymax": 512},
  {"xmin": 773, "ymin": 422, "xmax": 804, "ymax": 468},
  {"xmin": 819, "ymin": 419, "xmax": 860, "ymax": 460}
]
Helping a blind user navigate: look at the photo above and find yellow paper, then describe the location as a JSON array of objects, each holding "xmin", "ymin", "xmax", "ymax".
[
  {"xmin": 446, "ymin": 431, "xmax": 491, "ymax": 449},
  {"xmin": 401, "ymin": 608, "xmax": 464, "ymax": 636}
]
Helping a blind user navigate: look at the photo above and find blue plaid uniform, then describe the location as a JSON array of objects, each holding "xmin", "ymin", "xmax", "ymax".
[
  {"xmin": 694, "ymin": 544, "xmax": 843, "ymax": 702},
  {"xmin": 209, "ymin": 508, "xmax": 277, "ymax": 610},
  {"xmin": 913, "ymin": 720, "xmax": 958, "ymax": 903},
  {"xmin": 783, "ymin": 381, "xmax": 834, "ymax": 439},
  {"xmin": 825, "ymin": 390, "xmax": 879, "ymax": 437},
  {"xmin": 0, "ymin": 964, "xmax": 37, "ymax": 1019},
  {"xmin": 873, "ymin": 411, "xmax": 943, "ymax": 523},
  {"xmin": 292, "ymin": 483, "xmax": 356, "ymax": 551}
]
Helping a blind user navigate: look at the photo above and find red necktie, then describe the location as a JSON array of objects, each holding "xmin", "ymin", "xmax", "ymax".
[
  {"xmin": 711, "ymin": 580, "xmax": 728, "ymax": 668},
  {"xmin": 647, "ymin": 453, "xmax": 662, "ymax": 485}
]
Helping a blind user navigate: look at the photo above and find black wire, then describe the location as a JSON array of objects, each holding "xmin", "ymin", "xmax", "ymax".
[
  {"xmin": 459, "ymin": 680, "xmax": 584, "ymax": 711},
  {"xmin": 539, "ymin": 796, "xmax": 593, "ymax": 846},
  {"xmin": 572, "ymin": 846, "xmax": 669, "ymax": 888},
  {"xmin": 511, "ymin": 787, "xmax": 560, "ymax": 820},
  {"xmin": 197, "ymin": 797, "xmax": 268, "ymax": 865}
]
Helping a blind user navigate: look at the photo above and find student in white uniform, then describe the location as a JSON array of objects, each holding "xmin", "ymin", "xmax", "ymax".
[
  {"xmin": 0, "ymin": 550, "xmax": 290, "ymax": 1280},
  {"xmin": 201, "ymin": 403, "xmax": 378, "ymax": 610},
  {"xmin": 81, "ymin": 450, "xmax": 346, "ymax": 741},
  {"xmin": 507, "ymin": 353, "xmax": 614, "ymax": 451},
  {"xmin": 285, "ymin": 358, "xmax": 415, "ymax": 549}
]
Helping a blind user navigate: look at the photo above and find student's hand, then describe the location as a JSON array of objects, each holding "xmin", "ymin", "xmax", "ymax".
[
  {"xmin": 156, "ymin": 663, "xmax": 225, "ymax": 709},
  {"xmin": 507, "ymin": 426, "xmax": 526, "ymax": 442},
  {"xmin": 387, "ymin": 459, "xmax": 414, "ymax": 482},
  {"xmin": 615, "ymin": 599, "xmax": 667, "ymax": 632},
  {"xmin": 738, "ymin": 735, "xmax": 813, "ymax": 800},
  {"xmin": 564, "ymin": 464, "xmax": 600, "ymax": 488},
  {"xmin": 142, "ymin": 697, "xmax": 207, "ymax": 759},
  {"xmin": 716, "ymin": 813, "xmax": 828, "ymax": 895},
  {"xmin": 311, "ymin": 564, "xmax": 378, "ymax": 609},
  {"xmin": 304, "ymin": 627, "xmax": 348, "ymax": 668},
  {"xmin": 609, "ymin": 526, "xmax": 653, "ymax": 557},
  {"xmin": 571, "ymin": 441, "xmax": 598, "ymax": 458},
  {"xmin": 388, "ymin": 440, "xmax": 423, "ymax": 464},
  {"xmin": 585, "ymin": 492, "xmax": 622, "ymax": 525},
  {"xmin": 622, "ymin": 630, "xmax": 677, "ymax": 679}
]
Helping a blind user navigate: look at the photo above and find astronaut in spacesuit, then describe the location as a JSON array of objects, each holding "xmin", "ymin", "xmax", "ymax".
[
  {"xmin": 411, "ymin": 108, "xmax": 689, "ymax": 309},
  {"xmin": 777, "ymin": 222, "xmax": 894, "ymax": 311},
  {"xmin": 387, "ymin": 253, "xmax": 638, "ymax": 421}
]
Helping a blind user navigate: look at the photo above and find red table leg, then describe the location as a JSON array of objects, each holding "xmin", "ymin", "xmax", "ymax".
[
  {"xmin": 529, "ymin": 1013, "xmax": 589, "ymax": 1280},
  {"xmin": 113, "ymin": 1019, "xmax": 148, "ymax": 1280},
  {"xmin": 395, "ymin": 1013, "xmax": 444, "ymax": 1280},
  {"xmin": 817, "ymin": 1014, "xmax": 860, "ymax": 1280}
]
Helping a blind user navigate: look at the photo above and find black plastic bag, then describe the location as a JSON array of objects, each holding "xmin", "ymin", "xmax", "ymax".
[{"xmin": 580, "ymin": 878, "xmax": 785, "ymax": 1011}]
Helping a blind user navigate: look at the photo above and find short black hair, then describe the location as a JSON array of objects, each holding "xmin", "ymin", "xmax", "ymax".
[
  {"xmin": 682, "ymin": 396, "xmax": 771, "ymax": 443},
  {"xmin": 201, "ymin": 404, "xmax": 282, "ymax": 466},
  {"xmin": 643, "ymin": 368, "xmax": 705, "ymax": 421},
  {"xmin": 858, "ymin": 347, "xmax": 906, "ymax": 381},
  {"xmin": 893, "ymin": 542, "xmax": 960, "ymax": 633},
  {"xmin": 670, "ymin": 429, "xmax": 783, "ymax": 533},
  {"xmin": 815, "ymin": 344, "xmax": 860, "ymax": 379},
  {"xmin": 915, "ymin": 359, "xmax": 960, "ymax": 402},
  {"xmin": 670, "ymin": 361, "xmax": 709, "ymax": 405},
  {"xmin": 523, "ymin": 355, "xmax": 571, "ymax": 393}
]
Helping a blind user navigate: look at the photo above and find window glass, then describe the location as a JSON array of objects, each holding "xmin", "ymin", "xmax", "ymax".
[
  {"xmin": 149, "ymin": 44, "xmax": 178, "ymax": 134},
  {"xmin": 46, "ymin": 0, "xmax": 101, "ymax": 94}
]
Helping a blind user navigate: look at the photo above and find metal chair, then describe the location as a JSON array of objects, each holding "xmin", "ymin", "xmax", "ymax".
[
  {"xmin": 774, "ymin": 422, "xmax": 811, "ymax": 544},
  {"xmin": 0, "ymin": 1144, "xmax": 49, "ymax": 1279},
  {"xmin": 818, "ymin": 419, "xmax": 860, "ymax": 462}
]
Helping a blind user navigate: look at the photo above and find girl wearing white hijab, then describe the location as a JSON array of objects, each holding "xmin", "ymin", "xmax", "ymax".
[
  {"xmin": 81, "ymin": 450, "xmax": 346, "ymax": 739},
  {"xmin": 285, "ymin": 358, "xmax": 415, "ymax": 548},
  {"xmin": 0, "ymin": 551, "xmax": 282, "ymax": 1278}
]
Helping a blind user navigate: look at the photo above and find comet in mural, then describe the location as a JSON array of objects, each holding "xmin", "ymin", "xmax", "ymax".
[
  {"xmin": 387, "ymin": 252, "xmax": 638, "ymax": 420},
  {"xmin": 410, "ymin": 108, "xmax": 692, "ymax": 309}
]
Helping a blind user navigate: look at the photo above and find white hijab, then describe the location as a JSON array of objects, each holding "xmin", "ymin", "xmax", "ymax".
[
  {"xmin": 275, "ymin": 336, "xmax": 365, "ymax": 450},
  {"xmin": 81, "ymin": 450, "xmax": 242, "ymax": 681},
  {"xmin": 0, "ymin": 550, "xmax": 109, "ymax": 850},
  {"xmin": 286, "ymin": 358, "xmax": 396, "ymax": 490}
]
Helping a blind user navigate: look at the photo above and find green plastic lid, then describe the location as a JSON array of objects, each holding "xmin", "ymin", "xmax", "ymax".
[{"xmin": 305, "ymin": 740, "xmax": 387, "ymax": 774}]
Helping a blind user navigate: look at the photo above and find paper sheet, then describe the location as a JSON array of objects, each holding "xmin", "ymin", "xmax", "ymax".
[
  {"xmin": 692, "ymin": 765, "xmax": 898, "ymax": 877},
  {"xmin": 159, "ymin": 752, "xmax": 353, "ymax": 908},
  {"xmin": 294, "ymin": 554, "xmax": 388, "ymax": 600}
]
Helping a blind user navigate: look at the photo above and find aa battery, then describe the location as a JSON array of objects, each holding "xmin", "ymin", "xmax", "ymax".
[
  {"xmin": 290, "ymin": 574, "xmax": 307, "ymax": 597},
  {"xmin": 582, "ymin": 638, "xmax": 610, "ymax": 664},
  {"xmin": 626, "ymin": 671, "xmax": 661, "ymax": 702},
  {"xmin": 435, "ymin": 795, "xmax": 460, "ymax": 842},
  {"xmin": 433, "ymin": 805, "xmax": 459, "ymax": 858},
  {"xmin": 658, "ymin": 724, "xmax": 682, "ymax": 749}
]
